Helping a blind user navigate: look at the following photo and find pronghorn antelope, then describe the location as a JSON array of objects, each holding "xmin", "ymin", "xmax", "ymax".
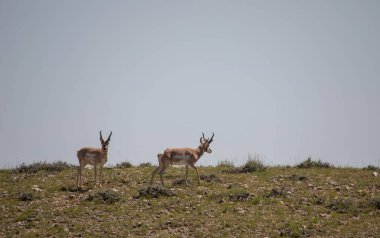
[
  {"xmin": 150, "ymin": 132, "xmax": 214, "ymax": 186},
  {"xmin": 76, "ymin": 131, "xmax": 112, "ymax": 187}
]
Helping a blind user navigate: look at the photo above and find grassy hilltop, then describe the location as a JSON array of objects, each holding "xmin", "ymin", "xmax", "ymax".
[{"xmin": 0, "ymin": 160, "xmax": 379, "ymax": 237}]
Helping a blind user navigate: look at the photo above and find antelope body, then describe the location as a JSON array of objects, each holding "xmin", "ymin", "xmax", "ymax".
[
  {"xmin": 150, "ymin": 133, "xmax": 214, "ymax": 186},
  {"xmin": 76, "ymin": 131, "xmax": 112, "ymax": 187}
]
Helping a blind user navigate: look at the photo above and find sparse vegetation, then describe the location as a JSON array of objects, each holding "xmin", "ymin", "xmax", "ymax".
[
  {"xmin": 138, "ymin": 162, "xmax": 152, "ymax": 167},
  {"xmin": 0, "ymin": 162, "xmax": 379, "ymax": 237},
  {"xmin": 134, "ymin": 185, "xmax": 176, "ymax": 198},
  {"xmin": 217, "ymin": 160, "xmax": 235, "ymax": 168},
  {"xmin": 370, "ymin": 197, "xmax": 380, "ymax": 209},
  {"xmin": 115, "ymin": 161, "xmax": 133, "ymax": 168},
  {"xmin": 364, "ymin": 165, "xmax": 379, "ymax": 170},
  {"xmin": 296, "ymin": 157, "xmax": 333, "ymax": 168},
  {"xmin": 86, "ymin": 189, "xmax": 121, "ymax": 204},
  {"xmin": 18, "ymin": 191, "xmax": 34, "ymax": 201},
  {"xmin": 14, "ymin": 161, "xmax": 74, "ymax": 173},
  {"xmin": 242, "ymin": 154, "xmax": 266, "ymax": 172},
  {"xmin": 223, "ymin": 154, "xmax": 266, "ymax": 173}
]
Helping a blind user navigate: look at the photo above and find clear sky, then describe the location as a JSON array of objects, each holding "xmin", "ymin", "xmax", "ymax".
[{"xmin": 1, "ymin": 1, "xmax": 379, "ymax": 168}]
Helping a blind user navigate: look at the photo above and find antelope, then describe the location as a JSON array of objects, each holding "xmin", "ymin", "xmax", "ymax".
[
  {"xmin": 150, "ymin": 132, "xmax": 214, "ymax": 186},
  {"xmin": 76, "ymin": 131, "xmax": 112, "ymax": 188}
]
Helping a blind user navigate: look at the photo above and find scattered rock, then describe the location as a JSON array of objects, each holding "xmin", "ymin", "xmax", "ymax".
[
  {"xmin": 32, "ymin": 185, "xmax": 43, "ymax": 192},
  {"xmin": 327, "ymin": 199, "xmax": 352, "ymax": 213},
  {"xmin": 229, "ymin": 192, "xmax": 251, "ymax": 202},
  {"xmin": 226, "ymin": 183, "xmax": 241, "ymax": 189},
  {"xmin": 172, "ymin": 178, "xmax": 189, "ymax": 186},
  {"xmin": 266, "ymin": 188, "xmax": 286, "ymax": 198},
  {"xmin": 18, "ymin": 192, "xmax": 34, "ymax": 201},
  {"xmin": 236, "ymin": 207, "xmax": 246, "ymax": 214},
  {"xmin": 60, "ymin": 186, "xmax": 88, "ymax": 193},
  {"xmin": 134, "ymin": 186, "xmax": 176, "ymax": 199},
  {"xmin": 288, "ymin": 174, "xmax": 307, "ymax": 181},
  {"xmin": 370, "ymin": 197, "xmax": 380, "ymax": 209},
  {"xmin": 200, "ymin": 174, "xmax": 221, "ymax": 182},
  {"xmin": 67, "ymin": 194, "xmax": 76, "ymax": 200}
]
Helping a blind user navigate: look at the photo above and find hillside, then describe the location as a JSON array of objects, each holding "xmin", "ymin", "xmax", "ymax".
[{"xmin": 0, "ymin": 163, "xmax": 379, "ymax": 237}]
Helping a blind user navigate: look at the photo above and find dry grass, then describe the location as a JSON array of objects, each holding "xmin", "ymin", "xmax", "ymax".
[{"xmin": 0, "ymin": 164, "xmax": 379, "ymax": 237}]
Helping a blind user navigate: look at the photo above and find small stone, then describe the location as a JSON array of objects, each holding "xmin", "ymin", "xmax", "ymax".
[
  {"xmin": 32, "ymin": 187, "xmax": 43, "ymax": 192},
  {"xmin": 373, "ymin": 172, "xmax": 378, "ymax": 177}
]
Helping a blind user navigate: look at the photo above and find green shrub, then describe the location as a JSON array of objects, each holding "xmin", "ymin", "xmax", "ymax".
[
  {"xmin": 15, "ymin": 161, "xmax": 74, "ymax": 173},
  {"xmin": 242, "ymin": 154, "xmax": 266, "ymax": 172},
  {"xmin": 296, "ymin": 157, "xmax": 333, "ymax": 169},
  {"xmin": 222, "ymin": 154, "xmax": 266, "ymax": 173},
  {"xmin": 363, "ymin": 165, "xmax": 379, "ymax": 170},
  {"xmin": 327, "ymin": 199, "xmax": 352, "ymax": 213},
  {"xmin": 134, "ymin": 186, "xmax": 176, "ymax": 198},
  {"xmin": 138, "ymin": 162, "xmax": 152, "ymax": 167},
  {"xmin": 86, "ymin": 190, "xmax": 121, "ymax": 204},
  {"xmin": 18, "ymin": 192, "xmax": 34, "ymax": 201},
  {"xmin": 116, "ymin": 161, "xmax": 133, "ymax": 168},
  {"xmin": 370, "ymin": 197, "xmax": 380, "ymax": 210}
]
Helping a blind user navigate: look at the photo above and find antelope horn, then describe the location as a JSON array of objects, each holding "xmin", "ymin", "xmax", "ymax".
[
  {"xmin": 100, "ymin": 131, "xmax": 104, "ymax": 143},
  {"xmin": 209, "ymin": 132, "xmax": 215, "ymax": 143},
  {"xmin": 106, "ymin": 131, "xmax": 112, "ymax": 143},
  {"xmin": 200, "ymin": 132, "xmax": 205, "ymax": 144}
]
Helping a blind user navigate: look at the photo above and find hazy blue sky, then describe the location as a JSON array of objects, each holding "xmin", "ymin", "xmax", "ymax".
[{"xmin": 1, "ymin": 0, "xmax": 379, "ymax": 168}]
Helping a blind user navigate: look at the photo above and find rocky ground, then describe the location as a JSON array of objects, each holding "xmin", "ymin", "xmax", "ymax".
[{"xmin": 0, "ymin": 164, "xmax": 379, "ymax": 237}]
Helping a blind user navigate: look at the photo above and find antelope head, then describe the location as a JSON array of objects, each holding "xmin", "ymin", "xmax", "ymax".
[
  {"xmin": 199, "ymin": 132, "xmax": 214, "ymax": 153},
  {"xmin": 100, "ymin": 131, "xmax": 112, "ymax": 152}
]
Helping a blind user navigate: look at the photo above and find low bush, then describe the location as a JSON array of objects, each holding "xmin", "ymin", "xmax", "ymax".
[
  {"xmin": 116, "ymin": 161, "xmax": 133, "ymax": 168},
  {"xmin": 217, "ymin": 160, "xmax": 235, "ymax": 168},
  {"xmin": 229, "ymin": 192, "xmax": 251, "ymax": 202},
  {"xmin": 327, "ymin": 199, "xmax": 352, "ymax": 213},
  {"xmin": 370, "ymin": 197, "xmax": 380, "ymax": 210},
  {"xmin": 242, "ymin": 156, "xmax": 266, "ymax": 172},
  {"xmin": 222, "ymin": 154, "xmax": 266, "ymax": 173},
  {"xmin": 138, "ymin": 162, "xmax": 152, "ymax": 167},
  {"xmin": 86, "ymin": 190, "xmax": 121, "ymax": 204},
  {"xmin": 134, "ymin": 186, "xmax": 176, "ymax": 198},
  {"xmin": 18, "ymin": 192, "xmax": 34, "ymax": 201},
  {"xmin": 363, "ymin": 165, "xmax": 379, "ymax": 170},
  {"xmin": 200, "ymin": 173, "xmax": 221, "ymax": 182},
  {"xmin": 15, "ymin": 161, "xmax": 74, "ymax": 173},
  {"xmin": 296, "ymin": 158, "xmax": 333, "ymax": 169}
]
